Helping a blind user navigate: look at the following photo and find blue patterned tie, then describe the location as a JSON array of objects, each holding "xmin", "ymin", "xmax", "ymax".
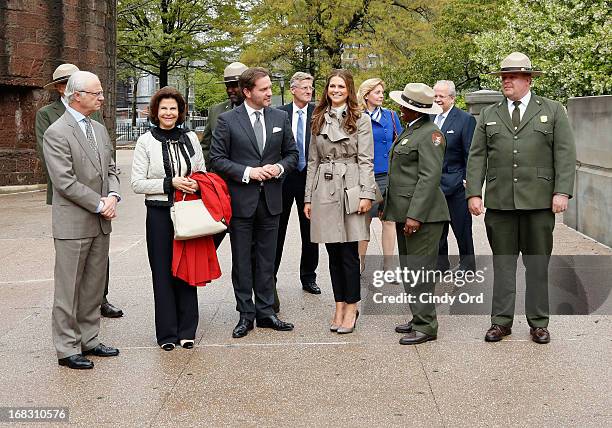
[{"xmin": 296, "ymin": 110, "xmax": 306, "ymax": 171}]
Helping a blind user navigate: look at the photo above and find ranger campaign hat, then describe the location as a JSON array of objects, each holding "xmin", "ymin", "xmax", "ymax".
[
  {"xmin": 389, "ymin": 83, "xmax": 442, "ymax": 115},
  {"xmin": 490, "ymin": 52, "xmax": 543, "ymax": 76},
  {"xmin": 44, "ymin": 63, "xmax": 80, "ymax": 89},
  {"xmin": 217, "ymin": 62, "xmax": 248, "ymax": 83}
]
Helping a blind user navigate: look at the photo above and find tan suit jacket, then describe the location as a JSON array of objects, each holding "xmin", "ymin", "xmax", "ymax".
[
  {"xmin": 43, "ymin": 110, "xmax": 119, "ymax": 239},
  {"xmin": 36, "ymin": 99, "xmax": 103, "ymax": 205}
]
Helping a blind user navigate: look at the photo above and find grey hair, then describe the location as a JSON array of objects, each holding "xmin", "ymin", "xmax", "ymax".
[
  {"xmin": 290, "ymin": 72, "xmax": 314, "ymax": 88},
  {"xmin": 64, "ymin": 71, "xmax": 100, "ymax": 103},
  {"xmin": 434, "ymin": 80, "xmax": 456, "ymax": 97}
]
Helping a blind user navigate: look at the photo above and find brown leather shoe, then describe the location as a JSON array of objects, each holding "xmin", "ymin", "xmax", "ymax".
[
  {"xmin": 530, "ymin": 327, "xmax": 550, "ymax": 344},
  {"xmin": 484, "ymin": 324, "xmax": 512, "ymax": 342}
]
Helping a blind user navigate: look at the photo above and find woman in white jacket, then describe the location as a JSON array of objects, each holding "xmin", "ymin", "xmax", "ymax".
[{"xmin": 131, "ymin": 86, "xmax": 205, "ymax": 351}]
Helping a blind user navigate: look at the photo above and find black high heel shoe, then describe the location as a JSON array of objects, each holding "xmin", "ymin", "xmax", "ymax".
[{"xmin": 337, "ymin": 310, "xmax": 359, "ymax": 334}]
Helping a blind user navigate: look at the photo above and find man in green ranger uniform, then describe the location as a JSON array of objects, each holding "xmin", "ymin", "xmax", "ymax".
[{"xmin": 466, "ymin": 52, "xmax": 576, "ymax": 344}]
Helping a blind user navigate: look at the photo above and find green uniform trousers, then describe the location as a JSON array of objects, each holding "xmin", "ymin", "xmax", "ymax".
[
  {"xmin": 484, "ymin": 209, "xmax": 555, "ymax": 328},
  {"xmin": 396, "ymin": 221, "xmax": 445, "ymax": 336}
]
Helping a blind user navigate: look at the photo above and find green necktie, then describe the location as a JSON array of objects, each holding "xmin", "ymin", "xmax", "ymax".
[{"xmin": 512, "ymin": 100, "xmax": 521, "ymax": 130}]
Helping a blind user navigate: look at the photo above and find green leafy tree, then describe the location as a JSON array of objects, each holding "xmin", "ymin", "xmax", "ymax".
[
  {"xmin": 193, "ymin": 71, "xmax": 228, "ymax": 113},
  {"xmin": 380, "ymin": 0, "xmax": 505, "ymax": 96},
  {"xmin": 473, "ymin": 0, "xmax": 612, "ymax": 102},
  {"xmin": 117, "ymin": 0, "xmax": 244, "ymax": 88}
]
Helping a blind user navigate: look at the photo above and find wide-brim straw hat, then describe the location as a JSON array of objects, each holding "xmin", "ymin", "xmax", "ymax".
[
  {"xmin": 216, "ymin": 62, "xmax": 248, "ymax": 83},
  {"xmin": 389, "ymin": 83, "xmax": 442, "ymax": 115},
  {"xmin": 44, "ymin": 63, "xmax": 80, "ymax": 89},
  {"xmin": 489, "ymin": 52, "xmax": 543, "ymax": 76}
]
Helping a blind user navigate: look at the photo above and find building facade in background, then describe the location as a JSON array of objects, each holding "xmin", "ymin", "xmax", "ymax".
[{"xmin": 0, "ymin": 1, "xmax": 116, "ymax": 187}]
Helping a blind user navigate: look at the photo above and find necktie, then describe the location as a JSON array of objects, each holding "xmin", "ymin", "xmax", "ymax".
[
  {"xmin": 435, "ymin": 114, "xmax": 444, "ymax": 129},
  {"xmin": 253, "ymin": 111, "xmax": 264, "ymax": 153},
  {"xmin": 84, "ymin": 118, "xmax": 100, "ymax": 163},
  {"xmin": 512, "ymin": 100, "xmax": 521, "ymax": 130},
  {"xmin": 296, "ymin": 110, "xmax": 306, "ymax": 171}
]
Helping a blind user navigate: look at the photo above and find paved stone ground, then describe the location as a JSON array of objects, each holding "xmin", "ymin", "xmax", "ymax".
[{"xmin": 0, "ymin": 150, "xmax": 610, "ymax": 427}]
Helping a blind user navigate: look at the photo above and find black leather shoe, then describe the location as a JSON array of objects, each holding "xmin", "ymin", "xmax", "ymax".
[
  {"xmin": 101, "ymin": 302, "xmax": 123, "ymax": 318},
  {"xmin": 58, "ymin": 354, "xmax": 94, "ymax": 369},
  {"xmin": 395, "ymin": 320, "xmax": 413, "ymax": 334},
  {"xmin": 302, "ymin": 282, "xmax": 321, "ymax": 294},
  {"xmin": 232, "ymin": 317, "xmax": 254, "ymax": 338},
  {"xmin": 530, "ymin": 327, "xmax": 550, "ymax": 344},
  {"xmin": 485, "ymin": 324, "xmax": 512, "ymax": 342},
  {"xmin": 256, "ymin": 315, "xmax": 294, "ymax": 331},
  {"xmin": 399, "ymin": 330, "xmax": 436, "ymax": 345},
  {"xmin": 83, "ymin": 343, "xmax": 119, "ymax": 357}
]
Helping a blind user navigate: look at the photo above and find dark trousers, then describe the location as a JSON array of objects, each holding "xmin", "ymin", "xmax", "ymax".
[
  {"xmin": 325, "ymin": 242, "xmax": 360, "ymax": 303},
  {"xmin": 146, "ymin": 206, "xmax": 198, "ymax": 345},
  {"xmin": 229, "ymin": 192, "xmax": 279, "ymax": 320},
  {"xmin": 438, "ymin": 189, "xmax": 475, "ymax": 271},
  {"xmin": 396, "ymin": 222, "xmax": 445, "ymax": 336},
  {"xmin": 274, "ymin": 170, "xmax": 319, "ymax": 285},
  {"xmin": 484, "ymin": 209, "xmax": 554, "ymax": 328}
]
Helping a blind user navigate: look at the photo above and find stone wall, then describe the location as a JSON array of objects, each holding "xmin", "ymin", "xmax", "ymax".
[
  {"xmin": 565, "ymin": 95, "xmax": 612, "ymax": 248},
  {"xmin": 0, "ymin": 0, "xmax": 116, "ymax": 187}
]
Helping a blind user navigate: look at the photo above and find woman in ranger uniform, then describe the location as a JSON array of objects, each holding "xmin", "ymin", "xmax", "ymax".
[
  {"xmin": 383, "ymin": 83, "xmax": 450, "ymax": 345},
  {"xmin": 304, "ymin": 69, "xmax": 376, "ymax": 334}
]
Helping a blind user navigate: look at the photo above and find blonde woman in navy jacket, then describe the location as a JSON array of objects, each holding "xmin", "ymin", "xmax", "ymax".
[{"xmin": 357, "ymin": 78, "xmax": 403, "ymax": 273}]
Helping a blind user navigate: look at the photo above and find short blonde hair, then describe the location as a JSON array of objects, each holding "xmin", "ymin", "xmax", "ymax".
[{"xmin": 357, "ymin": 78, "xmax": 385, "ymax": 111}]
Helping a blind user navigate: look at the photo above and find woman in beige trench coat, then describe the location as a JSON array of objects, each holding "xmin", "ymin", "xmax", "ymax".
[{"xmin": 304, "ymin": 69, "xmax": 376, "ymax": 334}]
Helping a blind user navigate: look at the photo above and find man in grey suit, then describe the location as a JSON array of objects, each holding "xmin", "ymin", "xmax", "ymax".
[
  {"xmin": 43, "ymin": 71, "xmax": 121, "ymax": 369},
  {"xmin": 36, "ymin": 63, "xmax": 123, "ymax": 319}
]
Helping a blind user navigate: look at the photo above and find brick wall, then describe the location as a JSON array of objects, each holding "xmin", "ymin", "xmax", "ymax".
[{"xmin": 0, "ymin": 0, "xmax": 116, "ymax": 187}]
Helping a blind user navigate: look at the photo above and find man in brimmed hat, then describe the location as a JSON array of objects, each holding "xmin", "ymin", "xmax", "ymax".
[
  {"xmin": 35, "ymin": 63, "xmax": 123, "ymax": 320},
  {"xmin": 200, "ymin": 62, "xmax": 249, "ymax": 166},
  {"xmin": 383, "ymin": 83, "xmax": 450, "ymax": 345},
  {"xmin": 465, "ymin": 52, "xmax": 576, "ymax": 344}
]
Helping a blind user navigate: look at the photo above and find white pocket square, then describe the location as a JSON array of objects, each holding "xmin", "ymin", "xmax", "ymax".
[
  {"xmin": 272, "ymin": 127, "xmax": 282, "ymax": 133},
  {"xmin": 446, "ymin": 130, "xmax": 455, "ymax": 134}
]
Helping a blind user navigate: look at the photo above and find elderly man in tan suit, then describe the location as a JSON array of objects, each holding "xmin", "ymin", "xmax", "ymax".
[
  {"xmin": 43, "ymin": 71, "xmax": 121, "ymax": 369},
  {"xmin": 36, "ymin": 63, "xmax": 123, "ymax": 319}
]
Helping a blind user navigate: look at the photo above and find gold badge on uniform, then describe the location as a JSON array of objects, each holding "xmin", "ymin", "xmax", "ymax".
[
  {"xmin": 540, "ymin": 115, "xmax": 548, "ymax": 123},
  {"xmin": 400, "ymin": 138, "xmax": 408, "ymax": 145},
  {"xmin": 432, "ymin": 131, "xmax": 443, "ymax": 146}
]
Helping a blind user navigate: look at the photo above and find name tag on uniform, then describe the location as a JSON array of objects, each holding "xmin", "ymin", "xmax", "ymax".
[
  {"xmin": 540, "ymin": 116, "xmax": 548, "ymax": 123},
  {"xmin": 486, "ymin": 122, "xmax": 497, "ymax": 126},
  {"xmin": 400, "ymin": 138, "xmax": 408, "ymax": 145},
  {"xmin": 272, "ymin": 127, "xmax": 282, "ymax": 133},
  {"xmin": 446, "ymin": 130, "xmax": 455, "ymax": 134}
]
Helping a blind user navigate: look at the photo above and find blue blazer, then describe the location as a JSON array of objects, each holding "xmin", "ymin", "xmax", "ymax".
[
  {"xmin": 431, "ymin": 106, "xmax": 476, "ymax": 195},
  {"xmin": 371, "ymin": 108, "xmax": 403, "ymax": 174}
]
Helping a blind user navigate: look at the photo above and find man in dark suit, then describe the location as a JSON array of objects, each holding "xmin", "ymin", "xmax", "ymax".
[
  {"xmin": 432, "ymin": 80, "xmax": 476, "ymax": 272},
  {"xmin": 35, "ymin": 63, "xmax": 123, "ymax": 319},
  {"xmin": 210, "ymin": 67, "xmax": 299, "ymax": 338},
  {"xmin": 274, "ymin": 72, "xmax": 320, "ymax": 309},
  {"xmin": 44, "ymin": 71, "xmax": 121, "ymax": 369}
]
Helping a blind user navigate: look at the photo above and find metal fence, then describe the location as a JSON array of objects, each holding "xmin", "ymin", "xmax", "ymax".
[
  {"xmin": 115, "ymin": 123, "xmax": 151, "ymax": 142},
  {"xmin": 115, "ymin": 117, "xmax": 208, "ymax": 143}
]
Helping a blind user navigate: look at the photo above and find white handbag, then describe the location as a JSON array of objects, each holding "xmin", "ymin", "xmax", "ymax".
[{"xmin": 170, "ymin": 194, "xmax": 227, "ymax": 240}]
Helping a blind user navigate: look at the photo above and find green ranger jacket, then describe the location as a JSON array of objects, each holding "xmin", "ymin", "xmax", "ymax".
[
  {"xmin": 383, "ymin": 116, "xmax": 450, "ymax": 224},
  {"xmin": 466, "ymin": 93, "xmax": 576, "ymax": 210},
  {"xmin": 201, "ymin": 99, "xmax": 234, "ymax": 166},
  {"xmin": 35, "ymin": 99, "xmax": 103, "ymax": 205}
]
